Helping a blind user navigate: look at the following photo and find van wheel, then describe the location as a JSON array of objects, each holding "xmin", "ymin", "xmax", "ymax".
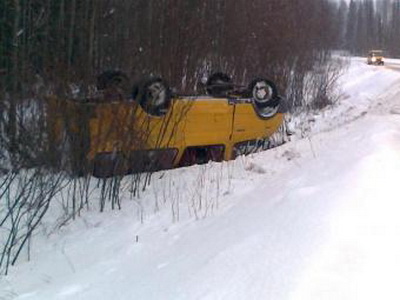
[
  {"xmin": 96, "ymin": 70, "xmax": 130, "ymax": 99},
  {"xmin": 138, "ymin": 78, "xmax": 172, "ymax": 116},
  {"xmin": 206, "ymin": 73, "xmax": 234, "ymax": 97},
  {"xmin": 248, "ymin": 78, "xmax": 280, "ymax": 119}
]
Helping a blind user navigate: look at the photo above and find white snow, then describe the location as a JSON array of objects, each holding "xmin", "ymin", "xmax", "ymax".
[{"xmin": 2, "ymin": 57, "xmax": 400, "ymax": 300}]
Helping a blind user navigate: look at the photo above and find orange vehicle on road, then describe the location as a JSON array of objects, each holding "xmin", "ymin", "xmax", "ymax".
[{"xmin": 367, "ymin": 50, "xmax": 385, "ymax": 65}]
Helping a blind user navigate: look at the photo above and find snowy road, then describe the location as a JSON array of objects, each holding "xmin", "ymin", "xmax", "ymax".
[
  {"xmin": 385, "ymin": 65, "xmax": 400, "ymax": 72},
  {"xmin": 353, "ymin": 57, "xmax": 400, "ymax": 73},
  {"xmin": 384, "ymin": 61, "xmax": 400, "ymax": 72},
  {"xmin": 2, "ymin": 58, "xmax": 400, "ymax": 300}
]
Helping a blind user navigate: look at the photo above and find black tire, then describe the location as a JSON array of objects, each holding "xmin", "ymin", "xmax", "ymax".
[
  {"xmin": 206, "ymin": 72, "xmax": 234, "ymax": 97},
  {"xmin": 132, "ymin": 83, "xmax": 139, "ymax": 100},
  {"xmin": 96, "ymin": 70, "xmax": 130, "ymax": 98},
  {"xmin": 137, "ymin": 78, "xmax": 172, "ymax": 116},
  {"xmin": 248, "ymin": 78, "xmax": 280, "ymax": 119}
]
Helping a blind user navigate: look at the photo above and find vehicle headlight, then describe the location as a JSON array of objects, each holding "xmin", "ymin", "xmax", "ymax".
[{"xmin": 372, "ymin": 57, "xmax": 376, "ymax": 62}]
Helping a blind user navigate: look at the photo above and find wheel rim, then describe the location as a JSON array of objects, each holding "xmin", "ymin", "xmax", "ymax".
[
  {"xmin": 253, "ymin": 81, "xmax": 273, "ymax": 103},
  {"xmin": 146, "ymin": 82, "xmax": 166, "ymax": 106}
]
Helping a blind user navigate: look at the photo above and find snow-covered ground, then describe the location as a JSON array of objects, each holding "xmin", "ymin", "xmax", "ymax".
[{"xmin": 2, "ymin": 57, "xmax": 400, "ymax": 300}]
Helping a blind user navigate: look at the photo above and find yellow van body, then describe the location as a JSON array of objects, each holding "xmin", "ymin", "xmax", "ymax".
[{"xmin": 46, "ymin": 94, "xmax": 284, "ymax": 176}]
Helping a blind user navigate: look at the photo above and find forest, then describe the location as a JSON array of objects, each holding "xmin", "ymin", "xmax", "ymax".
[{"xmin": 1, "ymin": 0, "xmax": 400, "ymax": 116}]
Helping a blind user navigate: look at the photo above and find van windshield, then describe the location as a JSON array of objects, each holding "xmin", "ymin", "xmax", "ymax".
[{"xmin": 369, "ymin": 51, "xmax": 383, "ymax": 56}]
